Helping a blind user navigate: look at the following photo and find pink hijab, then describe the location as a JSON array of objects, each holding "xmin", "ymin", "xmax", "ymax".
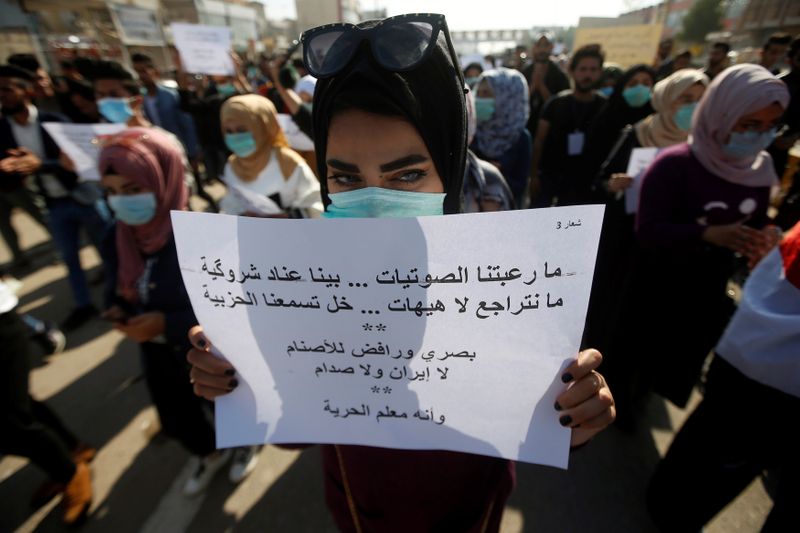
[
  {"xmin": 98, "ymin": 128, "xmax": 189, "ymax": 302},
  {"xmin": 689, "ymin": 64, "xmax": 789, "ymax": 187}
]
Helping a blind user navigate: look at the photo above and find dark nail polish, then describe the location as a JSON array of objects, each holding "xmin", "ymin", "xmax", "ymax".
[
  {"xmin": 228, "ymin": 378, "xmax": 239, "ymax": 389},
  {"xmin": 559, "ymin": 415, "xmax": 572, "ymax": 427},
  {"xmin": 224, "ymin": 368, "xmax": 236, "ymax": 376},
  {"xmin": 561, "ymin": 372, "xmax": 573, "ymax": 383},
  {"xmin": 554, "ymin": 401, "xmax": 562, "ymax": 411},
  {"xmin": 198, "ymin": 339, "xmax": 207, "ymax": 348}
]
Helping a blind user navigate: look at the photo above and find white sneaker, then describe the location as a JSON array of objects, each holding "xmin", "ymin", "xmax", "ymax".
[
  {"xmin": 228, "ymin": 446, "xmax": 260, "ymax": 483},
  {"xmin": 182, "ymin": 449, "xmax": 232, "ymax": 496}
]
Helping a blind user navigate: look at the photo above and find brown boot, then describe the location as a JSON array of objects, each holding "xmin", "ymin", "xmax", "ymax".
[
  {"xmin": 72, "ymin": 443, "xmax": 97, "ymax": 464},
  {"xmin": 62, "ymin": 462, "xmax": 92, "ymax": 525}
]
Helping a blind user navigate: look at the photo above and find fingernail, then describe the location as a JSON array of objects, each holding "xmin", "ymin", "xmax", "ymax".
[
  {"xmin": 224, "ymin": 368, "xmax": 236, "ymax": 376},
  {"xmin": 559, "ymin": 415, "xmax": 572, "ymax": 426},
  {"xmin": 554, "ymin": 401, "xmax": 562, "ymax": 411},
  {"xmin": 198, "ymin": 339, "xmax": 207, "ymax": 348},
  {"xmin": 561, "ymin": 372, "xmax": 573, "ymax": 383},
  {"xmin": 228, "ymin": 378, "xmax": 238, "ymax": 389}
]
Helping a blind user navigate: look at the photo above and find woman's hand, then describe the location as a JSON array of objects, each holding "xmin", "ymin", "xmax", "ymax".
[
  {"xmin": 743, "ymin": 225, "xmax": 782, "ymax": 269},
  {"xmin": 607, "ymin": 173, "xmax": 634, "ymax": 193},
  {"xmin": 187, "ymin": 325, "xmax": 238, "ymax": 400},
  {"xmin": 115, "ymin": 312, "xmax": 165, "ymax": 343},
  {"xmin": 702, "ymin": 222, "xmax": 764, "ymax": 254},
  {"xmin": 555, "ymin": 349, "xmax": 616, "ymax": 448}
]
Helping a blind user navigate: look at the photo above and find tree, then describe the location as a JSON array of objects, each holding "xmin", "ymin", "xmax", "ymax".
[{"xmin": 679, "ymin": 0, "xmax": 726, "ymax": 44}]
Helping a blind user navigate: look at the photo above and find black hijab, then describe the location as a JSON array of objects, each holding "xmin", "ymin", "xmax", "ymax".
[
  {"xmin": 586, "ymin": 64, "xmax": 656, "ymax": 171},
  {"xmin": 311, "ymin": 20, "xmax": 467, "ymax": 214}
]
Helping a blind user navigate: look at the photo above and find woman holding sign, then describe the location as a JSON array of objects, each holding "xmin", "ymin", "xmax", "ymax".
[{"xmin": 186, "ymin": 14, "xmax": 615, "ymax": 531}]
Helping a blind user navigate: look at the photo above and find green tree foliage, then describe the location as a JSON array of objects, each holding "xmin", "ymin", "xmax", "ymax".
[{"xmin": 680, "ymin": 0, "xmax": 725, "ymax": 43}]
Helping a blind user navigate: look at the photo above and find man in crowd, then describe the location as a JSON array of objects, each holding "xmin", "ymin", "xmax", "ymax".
[
  {"xmin": 7, "ymin": 54, "xmax": 60, "ymax": 114},
  {"xmin": 654, "ymin": 38, "xmax": 675, "ymax": 80},
  {"xmin": 521, "ymin": 32, "xmax": 570, "ymax": 141},
  {"xmin": 0, "ymin": 64, "xmax": 112, "ymax": 330},
  {"xmin": 773, "ymin": 36, "xmax": 800, "ymax": 229},
  {"xmin": 530, "ymin": 45, "xmax": 606, "ymax": 207},
  {"xmin": 760, "ymin": 33, "xmax": 791, "ymax": 75},
  {"xmin": 703, "ymin": 42, "xmax": 730, "ymax": 81}
]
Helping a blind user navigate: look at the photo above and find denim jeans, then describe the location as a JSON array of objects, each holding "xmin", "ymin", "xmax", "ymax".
[{"xmin": 47, "ymin": 197, "xmax": 113, "ymax": 308}]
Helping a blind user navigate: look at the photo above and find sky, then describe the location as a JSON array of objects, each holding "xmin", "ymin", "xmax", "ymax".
[{"xmin": 259, "ymin": 0, "xmax": 637, "ymax": 29}]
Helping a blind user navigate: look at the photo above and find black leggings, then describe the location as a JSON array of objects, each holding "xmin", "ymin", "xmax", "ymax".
[
  {"xmin": 647, "ymin": 356, "xmax": 799, "ymax": 532},
  {"xmin": 140, "ymin": 342, "xmax": 216, "ymax": 457},
  {"xmin": 0, "ymin": 311, "xmax": 77, "ymax": 483}
]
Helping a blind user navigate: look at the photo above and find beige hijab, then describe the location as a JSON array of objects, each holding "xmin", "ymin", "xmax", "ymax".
[
  {"xmin": 635, "ymin": 69, "xmax": 709, "ymax": 148},
  {"xmin": 220, "ymin": 94, "xmax": 304, "ymax": 182}
]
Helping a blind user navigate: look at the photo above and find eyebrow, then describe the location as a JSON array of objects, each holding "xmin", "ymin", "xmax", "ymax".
[
  {"xmin": 379, "ymin": 154, "xmax": 429, "ymax": 172},
  {"xmin": 326, "ymin": 159, "xmax": 360, "ymax": 173}
]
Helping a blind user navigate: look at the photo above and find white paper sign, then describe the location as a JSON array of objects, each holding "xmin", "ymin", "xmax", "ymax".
[
  {"xmin": 276, "ymin": 114, "xmax": 314, "ymax": 152},
  {"xmin": 624, "ymin": 147, "xmax": 660, "ymax": 214},
  {"xmin": 42, "ymin": 122, "xmax": 127, "ymax": 181},
  {"xmin": 172, "ymin": 206, "xmax": 604, "ymax": 469},
  {"xmin": 171, "ymin": 23, "xmax": 234, "ymax": 76}
]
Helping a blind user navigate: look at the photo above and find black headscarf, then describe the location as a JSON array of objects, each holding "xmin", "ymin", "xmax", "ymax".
[
  {"xmin": 586, "ymin": 64, "xmax": 656, "ymax": 171},
  {"xmin": 311, "ymin": 20, "xmax": 467, "ymax": 214}
]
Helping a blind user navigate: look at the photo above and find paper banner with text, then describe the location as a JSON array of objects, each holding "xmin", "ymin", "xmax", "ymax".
[
  {"xmin": 42, "ymin": 122, "xmax": 127, "ymax": 181},
  {"xmin": 171, "ymin": 23, "xmax": 234, "ymax": 76},
  {"xmin": 573, "ymin": 24, "xmax": 664, "ymax": 68},
  {"xmin": 172, "ymin": 206, "xmax": 604, "ymax": 469},
  {"xmin": 624, "ymin": 147, "xmax": 660, "ymax": 214}
]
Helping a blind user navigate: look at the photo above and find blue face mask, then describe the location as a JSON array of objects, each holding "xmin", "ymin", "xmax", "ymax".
[
  {"xmin": 673, "ymin": 102, "xmax": 696, "ymax": 131},
  {"xmin": 598, "ymin": 86, "xmax": 614, "ymax": 98},
  {"xmin": 216, "ymin": 83, "xmax": 237, "ymax": 97},
  {"xmin": 474, "ymin": 97, "xmax": 495, "ymax": 122},
  {"xmin": 108, "ymin": 193, "xmax": 157, "ymax": 225},
  {"xmin": 465, "ymin": 76, "xmax": 479, "ymax": 88},
  {"xmin": 323, "ymin": 187, "xmax": 446, "ymax": 219},
  {"xmin": 622, "ymin": 84, "xmax": 652, "ymax": 108},
  {"xmin": 97, "ymin": 97, "xmax": 134, "ymax": 123},
  {"xmin": 722, "ymin": 128, "xmax": 777, "ymax": 159},
  {"xmin": 225, "ymin": 132, "xmax": 257, "ymax": 157}
]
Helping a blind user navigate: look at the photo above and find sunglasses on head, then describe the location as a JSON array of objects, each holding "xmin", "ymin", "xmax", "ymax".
[{"xmin": 300, "ymin": 13, "xmax": 462, "ymax": 84}]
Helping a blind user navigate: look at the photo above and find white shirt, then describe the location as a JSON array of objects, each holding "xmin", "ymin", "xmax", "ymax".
[
  {"xmin": 0, "ymin": 279, "xmax": 20, "ymax": 314},
  {"xmin": 294, "ymin": 75, "xmax": 317, "ymax": 98},
  {"xmin": 221, "ymin": 150, "xmax": 323, "ymax": 217},
  {"xmin": 8, "ymin": 104, "xmax": 68, "ymax": 198}
]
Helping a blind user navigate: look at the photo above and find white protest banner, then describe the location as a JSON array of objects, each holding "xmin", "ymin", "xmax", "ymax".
[
  {"xmin": 624, "ymin": 147, "xmax": 660, "ymax": 214},
  {"xmin": 276, "ymin": 114, "xmax": 315, "ymax": 152},
  {"xmin": 573, "ymin": 24, "xmax": 664, "ymax": 68},
  {"xmin": 42, "ymin": 123, "xmax": 127, "ymax": 181},
  {"xmin": 172, "ymin": 206, "xmax": 604, "ymax": 469},
  {"xmin": 171, "ymin": 23, "xmax": 234, "ymax": 76}
]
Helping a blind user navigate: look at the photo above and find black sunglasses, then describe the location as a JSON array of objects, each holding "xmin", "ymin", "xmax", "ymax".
[{"xmin": 300, "ymin": 13, "xmax": 462, "ymax": 85}]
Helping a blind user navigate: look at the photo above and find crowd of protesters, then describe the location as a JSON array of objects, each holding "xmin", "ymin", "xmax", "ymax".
[{"xmin": 0, "ymin": 17, "xmax": 798, "ymax": 531}]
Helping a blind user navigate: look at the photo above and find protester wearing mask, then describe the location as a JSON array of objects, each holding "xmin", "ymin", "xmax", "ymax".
[
  {"xmin": 219, "ymin": 94, "xmax": 322, "ymax": 217},
  {"xmin": 89, "ymin": 60, "xmax": 217, "ymax": 211},
  {"xmin": 0, "ymin": 64, "xmax": 114, "ymax": 330},
  {"xmin": 463, "ymin": 62, "xmax": 484, "ymax": 89},
  {"xmin": 647, "ymin": 221, "xmax": 800, "ymax": 532},
  {"xmin": 585, "ymin": 64, "xmax": 656, "ymax": 176},
  {"xmin": 531, "ymin": 44, "xmax": 606, "ymax": 207},
  {"xmin": 463, "ymin": 79, "xmax": 515, "ymax": 212},
  {"xmin": 605, "ymin": 65, "xmax": 788, "ymax": 427},
  {"xmin": 585, "ymin": 69, "xmax": 709, "ymax": 395},
  {"xmin": 98, "ymin": 128, "xmax": 242, "ymax": 495},
  {"xmin": 470, "ymin": 68, "xmax": 531, "ymax": 208},
  {"xmin": 184, "ymin": 14, "xmax": 615, "ymax": 532},
  {"xmin": 597, "ymin": 64, "xmax": 624, "ymax": 98},
  {"xmin": 175, "ymin": 50, "xmax": 246, "ymax": 184}
]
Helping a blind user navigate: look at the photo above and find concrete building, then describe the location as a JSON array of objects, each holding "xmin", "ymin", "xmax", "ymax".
[
  {"xmin": 295, "ymin": 0, "xmax": 359, "ymax": 33},
  {"xmin": 737, "ymin": 0, "xmax": 800, "ymax": 46}
]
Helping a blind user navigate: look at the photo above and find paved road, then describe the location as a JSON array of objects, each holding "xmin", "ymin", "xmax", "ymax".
[{"xmin": 0, "ymin": 204, "xmax": 772, "ymax": 533}]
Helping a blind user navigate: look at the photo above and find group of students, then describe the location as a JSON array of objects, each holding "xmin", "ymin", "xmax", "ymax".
[{"xmin": 0, "ymin": 13, "xmax": 798, "ymax": 532}]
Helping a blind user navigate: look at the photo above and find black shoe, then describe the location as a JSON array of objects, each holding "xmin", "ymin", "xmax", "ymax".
[
  {"xmin": 60, "ymin": 305, "xmax": 98, "ymax": 332},
  {"xmin": 32, "ymin": 322, "xmax": 67, "ymax": 355}
]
